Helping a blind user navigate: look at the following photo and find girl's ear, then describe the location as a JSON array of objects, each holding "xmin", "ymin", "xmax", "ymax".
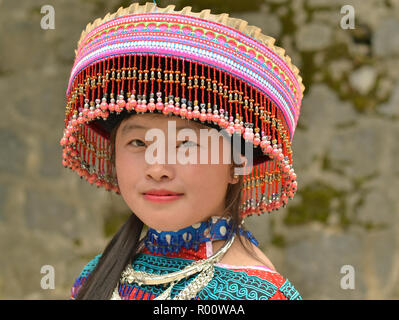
[{"xmin": 230, "ymin": 155, "xmax": 250, "ymax": 184}]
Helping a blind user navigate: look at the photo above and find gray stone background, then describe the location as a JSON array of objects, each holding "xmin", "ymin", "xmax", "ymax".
[{"xmin": 0, "ymin": 0, "xmax": 398, "ymax": 299}]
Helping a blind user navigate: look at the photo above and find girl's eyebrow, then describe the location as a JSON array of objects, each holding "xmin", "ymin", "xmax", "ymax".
[{"xmin": 121, "ymin": 123, "xmax": 147, "ymax": 135}]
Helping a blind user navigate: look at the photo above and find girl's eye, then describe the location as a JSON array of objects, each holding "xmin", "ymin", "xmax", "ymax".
[
  {"xmin": 128, "ymin": 139, "xmax": 146, "ymax": 147},
  {"xmin": 128, "ymin": 139, "xmax": 197, "ymax": 148},
  {"xmin": 179, "ymin": 140, "xmax": 198, "ymax": 148}
]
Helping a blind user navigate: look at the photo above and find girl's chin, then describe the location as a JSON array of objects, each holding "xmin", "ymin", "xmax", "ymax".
[{"xmin": 139, "ymin": 214, "xmax": 203, "ymax": 231}]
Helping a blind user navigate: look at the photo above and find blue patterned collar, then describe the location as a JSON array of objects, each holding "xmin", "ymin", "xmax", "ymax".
[{"xmin": 144, "ymin": 216, "xmax": 258, "ymax": 254}]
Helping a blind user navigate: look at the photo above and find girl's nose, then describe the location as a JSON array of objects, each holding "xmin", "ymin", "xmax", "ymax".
[{"xmin": 145, "ymin": 163, "xmax": 175, "ymax": 182}]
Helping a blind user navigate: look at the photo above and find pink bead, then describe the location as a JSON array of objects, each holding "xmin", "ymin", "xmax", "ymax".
[
  {"xmin": 283, "ymin": 165, "xmax": 291, "ymax": 173},
  {"xmin": 77, "ymin": 116, "xmax": 85, "ymax": 125},
  {"xmin": 243, "ymin": 131, "xmax": 253, "ymax": 141},
  {"xmin": 108, "ymin": 102, "xmax": 115, "ymax": 112},
  {"xmin": 193, "ymin": 110, "xmax": 200, "ymax": 119},
  {"xmin": 187, "ymin": 111, "xmax": 193, "ymax": 119},
  {"xmin": 207, "ymin": 113, "xmax": 213, "ymax": 121},
  {"xmin": 71, "ymin": 119, "xmax": 78, "ymax": 127},
  {"xmin": 117, "ymin": 100, "xmax": 126, "ymax": 108},
  {"xmin": 212, "ymin": 114, "xmax": 220, "ymax": 123},
  {"xmin": 291, "ymin": 173, "xmax": 297, "ymax": 180},
  {"xmin": 260, "ymin": 140, "xmax": 269, "ymax": 149},
  {"xmin": 130, "ymin": 100, "xmax": 138, "ymax": 109},
  {"xmin": 115, "ymin": 105, "xmax": 122, "ymax": 113},
  {"xmin": 272, "ymin": 148, "xmax": 279, "ymax": 157},
  {"xmin": 162, "ymin": 107, "xmax": 169, "ymax": 115},
  {"xmin": 88, "ymin": 173, "xmax": 97, "ymax": 185},
  {"xmin": 82, "ymin": 108, "xmax": 89, "ymax": 116},
  {"xmin": 147, "ymin": 102, "xmax": 156, "ymax": 112},
  {"xmin": 180, "ymin": 109, "xmax": 188, "ymax": 117},
  {"xmin": 156, "ymin": 102, "xmax": 164, "ymax": 111},
  {"xmin": 265, "ymin": 145, "xmax": 273, "ymax": 154},
  {"xmin": 60, "ymin": 137, "xmax": 68, "ymax": 146},
  {"xmin": 88, "ymin": 111, "xmax": 95, "ymax": 119},
  {"xmin": 174, "ymin": 107, "xmax": 180, "ymax": 115},
  {"xmin": 253, "ymin": 137, "xmax": 261, "ymax": 146},
  {"xmin": 125, "ymin": 101, "xmax": 133, "ymax": 111},
  {"xmin": 278, "ymin": 153, "xmax": 284, "ymax": 161},
  {"xmin": 102, "ymin": 111, "xmax": 109, "ymax": 119},
  {"xmin": 95, "ymin": 180, "xmax": 103, "ymax": 187},
  {"xmin": 199, "ymin": 113, "xmax": 207, "ymax": 122},
  {"xmin": 100, "ymin": 101, "xmax": 108, "ymax": 111},
  {"xmin": 95, "ymin": 108, "xmax": 102, "ymax": 117},
  {"xmin": 69, "ymin": 136, "xmax": 77, "ymax": 144}
]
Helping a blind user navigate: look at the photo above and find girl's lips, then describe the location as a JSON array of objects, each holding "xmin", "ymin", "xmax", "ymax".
[{"xmin": 143, "ymin": 193, "xmax": 184, "ymax": 202}]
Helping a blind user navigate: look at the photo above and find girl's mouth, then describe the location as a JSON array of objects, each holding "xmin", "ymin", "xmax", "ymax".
[{"xmin": 142, "ymin": 193, "xmax": 184, "ymax": 202}]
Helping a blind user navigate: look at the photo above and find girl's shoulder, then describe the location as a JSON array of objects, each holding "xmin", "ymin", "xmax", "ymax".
[
  {"xmin": 212, "ymin": 237, "xmax": 302, "ymax": 300},
  {"xmin": 212, "ymin": 263, "xmax": 302, "ymax": 300},
  {"xmin": 70, "ymin": 254, "xmax": 102, "ymax": 299}
]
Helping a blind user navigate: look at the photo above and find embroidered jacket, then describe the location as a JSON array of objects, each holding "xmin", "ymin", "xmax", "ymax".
[{"xmin": 70, "ymin": 240, "xmax": 302, "ymax": 300}]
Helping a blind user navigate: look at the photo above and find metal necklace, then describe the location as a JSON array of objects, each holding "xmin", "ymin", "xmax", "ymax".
[{"xmin": 110, "ymin": 232, "xmax": 236, "ymax": 300}]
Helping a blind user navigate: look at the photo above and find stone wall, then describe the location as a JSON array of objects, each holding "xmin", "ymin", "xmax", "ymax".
[{"xmin": 0, "ymin": 0, "xmax": 398, "ymax": 299}]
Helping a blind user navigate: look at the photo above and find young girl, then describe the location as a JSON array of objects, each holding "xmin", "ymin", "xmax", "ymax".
[{"xmin": 61, "ymin": 2, "xmax": 304, "ymax": 300}]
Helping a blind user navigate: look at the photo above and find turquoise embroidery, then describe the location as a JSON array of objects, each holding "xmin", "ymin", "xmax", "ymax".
[
  {"xmin": 79, "ymin": 254, "xmax": 102, "ymax": 278},
  {"xmin": 279, "ymin": 279, "xmax": 302, "ymax": 300},
  {"xmin": 73, "ymin": 252, "xmax": 302, "ymax": 300}
]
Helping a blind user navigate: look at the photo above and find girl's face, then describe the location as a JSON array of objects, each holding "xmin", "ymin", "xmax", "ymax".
[{"xmin": 115, "ymin": 113, "xmax": 241, "ymax": 231}]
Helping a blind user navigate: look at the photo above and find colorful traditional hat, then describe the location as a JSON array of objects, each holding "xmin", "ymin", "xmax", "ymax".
[{"xmin": 60, "ymin": 2, "xmax": 305, "ymax": 218}]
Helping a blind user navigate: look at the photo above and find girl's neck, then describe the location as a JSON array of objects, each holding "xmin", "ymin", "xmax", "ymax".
[{"xmin": 143, "ymin": 216, "xmax": 258, "ymax": 255}]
